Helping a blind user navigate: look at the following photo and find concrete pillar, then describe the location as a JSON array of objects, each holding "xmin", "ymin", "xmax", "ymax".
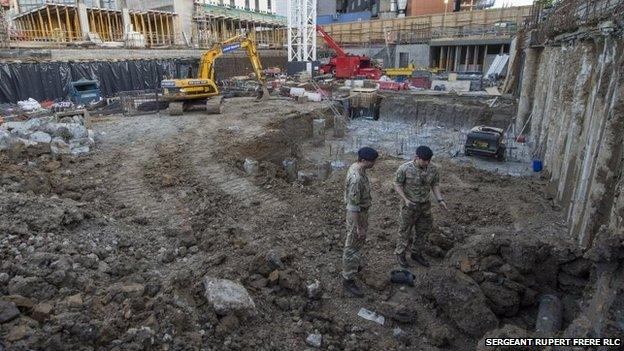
[
  {"xmin": 454, "ymin": 46, "xmax": 460, "ymax": 72},
  {"xmin": 77, "ymin": 0, "xmax": 91, "ymax": 40},
  {"xmin": 464, "ymin": 46, "xmax": 469, "ymax": 72},
  {"xmin": 173, "ymin": 0, "xmax": 194, "ymax": 46},
  {"xmin": 312, "ymin": 119, "xmax": 326, "ymax": 146},
  {"xmin": 516, "ymin": 47, "xmax": 540, "ymax": 133},
  {"xmin": 473, "ymin": 45, "xmax": 479, "ymax": 71},
  {"xmin": 122, "ymin": 8, "xmax": 132, "ymax": 35}
]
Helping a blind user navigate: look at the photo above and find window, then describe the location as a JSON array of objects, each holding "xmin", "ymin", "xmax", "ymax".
[
  {"xmin": 399, "ymin": 52, "xmax": 410, "ymax": 68},
  {"xmin": 230, "ymin": 0, "xmax": 235, "ymax": 6},
  {"xmin": 245, "ymin": 0, "xmax": 250, "ymax": 9},
  {"xmin": 267, "ymin": 0, "xmax": 271, "ymax": 10},
  {"xmin": 255, "ymin": 0, "xmax": 259, "ymax": 11}
]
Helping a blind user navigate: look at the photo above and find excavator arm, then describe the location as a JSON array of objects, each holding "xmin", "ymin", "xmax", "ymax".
[{"xmin": 198, "ymin": 35, "xmax": 269, "ymax": 100}]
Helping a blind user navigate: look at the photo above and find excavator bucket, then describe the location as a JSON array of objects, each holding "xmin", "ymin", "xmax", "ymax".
[
  {"xmin": 205, "ymin": 96, "xmax": 223, "ymax": 114},
  {"xmin": 256, "ymin": 86, "xmax": 270, "ymax": 102}
]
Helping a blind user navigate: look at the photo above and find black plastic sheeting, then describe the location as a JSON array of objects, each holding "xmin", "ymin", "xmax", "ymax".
[{"xmin": 0, "ymin": 58, "xmax": 198, "ymax": 103}]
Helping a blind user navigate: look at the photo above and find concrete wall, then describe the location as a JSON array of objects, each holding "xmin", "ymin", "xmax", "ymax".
[
  {"xmin": 394, "ymin": 44, "xmax": 429, "ymax": 68},
  {"xmin": 520, "ymin": 34, "xmax": 623, "ymax": 248}
]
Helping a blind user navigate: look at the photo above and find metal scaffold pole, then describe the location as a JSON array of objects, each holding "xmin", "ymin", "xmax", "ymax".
[{"xmin": 287, "ymin": 0, "xmax": 317, "ymax": 62}]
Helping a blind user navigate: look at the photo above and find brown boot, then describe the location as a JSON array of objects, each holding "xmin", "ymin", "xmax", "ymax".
[
  {"xmin": 343, "ymin": 279, "xmax": 364, "ymax": 297},
  {"xmin": 396, "ymin": 254, "xmax": 411, "ymax": 268},
  {"xmin": 410, "ymin": 252, "xmax": 430, "ymax": 267}
]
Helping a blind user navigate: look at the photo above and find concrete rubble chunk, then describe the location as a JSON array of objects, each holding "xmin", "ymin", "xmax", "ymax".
[
  {"xmin": 0, "ymin": 301, "xmax": 20, "ymax": 323},
  {"xmin": 66, "ymin": 123, "xmax": 89, "ymax": 139},
  {"xmin": 203, "ymin": 277, "xmax": 256, "ymax": 317},
  {"xmin": 31, "ymin": 302, "xmax": 54, "ymax": 322},
  {"xmin": 306, "ymin": 331, "xmax": 322, "ymax": 348},
  {"xmin": 29, "ymin": 131, "xmax": 52, "ymax": 144},
  {"xmin": 70, "ymin": 145, "xmax": 90, "ymax": 156},
  {"xmin": 50, "ymin": 137, "xmax": 70, "ymax": 155}
]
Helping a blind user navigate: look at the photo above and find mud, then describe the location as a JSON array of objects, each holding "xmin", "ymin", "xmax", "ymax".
[{"xmin": 0, "ymin": 96, "xmax": 615, "ymax": 350}]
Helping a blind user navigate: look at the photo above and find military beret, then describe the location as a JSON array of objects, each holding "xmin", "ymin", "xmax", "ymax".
[{"xmin": 358, "ymin": 147, "xmax": 379, "ymax": 161}]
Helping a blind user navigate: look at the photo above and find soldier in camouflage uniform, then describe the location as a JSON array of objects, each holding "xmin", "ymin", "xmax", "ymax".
[
  {"xmin": 342, "ymin": 147, "xmax": 379, "ymax": 297},
  {"xmin": 394, "ymin": 146, "xmax": 448, "ymax": 268}
]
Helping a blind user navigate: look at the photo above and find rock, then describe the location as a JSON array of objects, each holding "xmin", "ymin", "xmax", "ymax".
[
  {"xmin": 8, "ymin": 276, "xmax": 57, "ymax": 300},
  {"xmin": 306, "ymin": 332, "xmax": 322, "ymax": 348},
  {"xmin": 251, "ymin": 250, "xmax": 284, "ymax": 275},
  {"xmin": 477, "ymin": 324, "xmax": 532, "ymax": 351},
  {"xmin": 521, "ymin": 287, "xmax": 538, "ymax": 307},
  {"xmin": 50, "ymin": 137, "xmax": 70, "ymax": 155},
  {"xmin": 480, "ymin": 281, "xmax": 520, "ymax": 317},
  {"xmin": 415, "ymin": 267, "xmax": 498, "ymax": 337},
  {"xmin": 278, "ymin": 269, "xmax": 303, "ymax": 292},
  {"xmin": 203, "ymin": 277, "xmax": 256, "ymax": 317},
  {"xmin": 144, "ymin": 283, "xmax": 161, "ymax": 297},
  {"xmin": 65, "ymin": 293, "xmax": 83, "ymax": 308},
  {"xmin": 428, "ymin": 324, "xmax": 452, "ymax": 347},
  {"xmin": 498, "ymin": 263, "xmax": 523, "ymax": 282},
  {"xmin": 6, "ymin": 324, "xmax": 31, "ymax": 342},
  {"xmin": 429, "ymin": 230, "xmax": 454, "ymax": 250},
  {"xmin": 0, "ymin": 272, "xmax": 9, "ymax": 284},
  {"xmin": 480, "ymin": 255, "xmax": 504, "ymax": 271},
  {"xmin": 307, "ymin": 280, "xmax": 322, "ymax": 300},
  {"xmin": 0, "ymin": 301, "xmax": 20, "ymax": 323},
  {"xmin": 70, "ymin": 145, "xmax": 90, "ymax": 156},
  {"xmin": 29, "ymin": 131, "xmax": 52, "ymax": 144},
  {"xmin": 65, "ymin": 123, "xmax": 89, "ymax": 139},
  {"xmin": 0, "ymin": 129, "xmax": 13, "ymax": 151},
  {"xmin": 424, "ymin": 244, "xmax": 445, "ymax": 258},
  {"xmin": 0, "ymin": 295, "xmax": 35, "ymax": 309},
  {"xmin": 560, "ymin": 258, "xmax": 592, "ymax": 277},
  {"xmin": 393, "ymin": 327, "xmax": 409, "ymax": 344},
  {"xmin": 215, "ymin": 314, "xmax": 240, "ymax": 336},
  {"xmin": 500, "ymin": 241, "xmax": 538, "ymax": 273},
  {"xmin": 31, "ymin": 302, "xmax": 54, "ymax": 322}
]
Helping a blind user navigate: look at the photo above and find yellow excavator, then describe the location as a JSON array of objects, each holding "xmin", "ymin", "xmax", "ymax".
[{"xmin": 161, "ymin": 35, "xmax": 270, "ymax": 115}]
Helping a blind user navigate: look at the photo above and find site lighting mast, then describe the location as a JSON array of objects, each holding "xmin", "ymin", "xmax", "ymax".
[{"xmin": 287, "ymin": 0, "xmax": 317, "ymax": 63}]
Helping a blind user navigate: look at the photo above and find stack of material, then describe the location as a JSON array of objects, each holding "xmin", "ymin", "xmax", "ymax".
[{"xmin": 0, "ymin": 110, "xmax": 95, "ymax": 157}]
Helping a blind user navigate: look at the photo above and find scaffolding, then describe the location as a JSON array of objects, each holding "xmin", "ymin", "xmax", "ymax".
[
  {"xmin": 10, "ymin": 3, "xmax": 178, "ymax": 46},
  {"xmin": 193, "ymin": 3, "xmax": 286, "ymax": 49}
]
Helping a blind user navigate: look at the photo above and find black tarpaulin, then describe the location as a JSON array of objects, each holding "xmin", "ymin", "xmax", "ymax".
[{"xmin": 0, "ymin": 58, "xmax": 198, "ymax": 103}]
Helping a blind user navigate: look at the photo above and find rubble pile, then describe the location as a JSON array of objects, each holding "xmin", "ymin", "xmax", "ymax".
[{"xmin": 0, "ymin": 114, "xmax": 95, "ymax": 157}]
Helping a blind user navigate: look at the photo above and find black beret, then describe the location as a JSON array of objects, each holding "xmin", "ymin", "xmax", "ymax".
[
  {"xmin": 416, "ymin": 146, "xmax": 433, "ymax": 161},
  {"xmin": 358, "ymin": 147, "xmax": 379, "ymax": 161}
]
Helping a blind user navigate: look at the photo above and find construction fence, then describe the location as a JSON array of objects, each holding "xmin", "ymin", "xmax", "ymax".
[{"xmin": 321, "ymin": 5, "xmax": 532, "ymax": 46}]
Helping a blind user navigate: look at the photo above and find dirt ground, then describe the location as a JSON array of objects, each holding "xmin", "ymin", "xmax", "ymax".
[{"xmin": 0, "ymin": 97, "xmax": 600, "ymax": 350}]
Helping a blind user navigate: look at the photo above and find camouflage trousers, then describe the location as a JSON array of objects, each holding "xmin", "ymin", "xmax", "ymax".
[
  {"xmin": 342, "ymin": 210, "xmax": 369, "ymax": 280},
  {"xmin": 394, "ymin": 201, "xmax": 433, "ymax": 255}
]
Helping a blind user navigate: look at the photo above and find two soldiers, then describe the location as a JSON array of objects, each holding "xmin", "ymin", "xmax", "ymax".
[{"xmin": 341, "ymin": 146, "xmax": 447, "ymax": 297}]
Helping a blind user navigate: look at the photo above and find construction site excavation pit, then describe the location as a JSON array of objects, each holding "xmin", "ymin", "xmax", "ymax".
[{"xmin": 0, "ymin": 95, "xmax": 619, "ymax": 350}]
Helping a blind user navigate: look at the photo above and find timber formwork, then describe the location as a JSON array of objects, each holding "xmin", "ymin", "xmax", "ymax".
[
  {"xmin": 10, "ymin": 3, "xmax": 178, "ymax": 46},
  {"xmin": 322, "ymin": 5, "xmax": 533, "ymax": 46},
  {"xmin": 192, "ymin": 3, "xmax": 287, "ymax": 48}
]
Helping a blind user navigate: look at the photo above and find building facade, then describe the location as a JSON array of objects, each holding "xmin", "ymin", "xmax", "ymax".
[
  {"xmin": 196, "ymin": 0, "xmax": 276, "ymax": 13},
  {"xmin": 15, "ymin": 0, "xmax": 117, "ymax": 13}
]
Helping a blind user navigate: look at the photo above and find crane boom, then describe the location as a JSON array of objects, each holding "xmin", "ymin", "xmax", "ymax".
[{"xmin": 316, "ymin": 25, "xmax": 346, "ymax": 57}]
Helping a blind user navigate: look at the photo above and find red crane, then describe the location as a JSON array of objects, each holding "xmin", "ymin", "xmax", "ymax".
[{"xmin": 316, "ymin": 25, "xmax": 382, "ymax": 80}]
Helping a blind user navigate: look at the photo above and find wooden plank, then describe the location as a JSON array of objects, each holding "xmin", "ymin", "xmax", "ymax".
[
  {"xmin": 146, "ymin": 13, "xmax": 153, "ymax": 46},
  {"xmin": 37, "ymin": 10, "xmax": 47, "ymax": 39},
  {"xmin": 158, "ymin": 12, "xmax": 165, "ymax": 45},
  {"xmin": 46, "ymin": 5, "xmax": 54, "ymax": 38},
  {"xmin": 106, "ymin": 10, "xmax": 112, "ymax": 41},
  {"xmin": 65, "ymin": 6, "xmax": 72, "ymax": 41},
  {"xmin": 166, "ymin": 14, "xmax": 171, "ymax": 44}
]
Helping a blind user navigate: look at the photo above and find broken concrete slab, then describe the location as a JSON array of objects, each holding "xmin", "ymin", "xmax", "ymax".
[{"xmin": 203, "ymin": 277, "xmax": 256, "ymax": 318}]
